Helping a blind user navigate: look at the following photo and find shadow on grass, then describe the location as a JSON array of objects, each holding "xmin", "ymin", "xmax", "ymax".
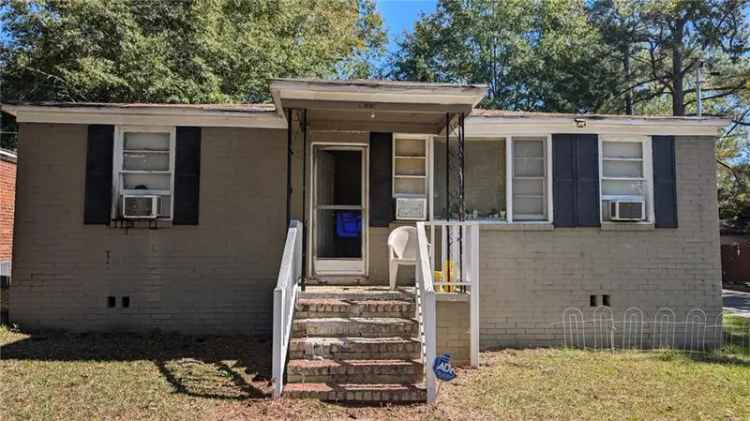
[{"xmin": 1, "ymin": 330, "xmax": 273, "ymax": 400}]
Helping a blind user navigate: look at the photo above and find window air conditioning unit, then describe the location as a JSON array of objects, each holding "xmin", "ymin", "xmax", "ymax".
[
  {"xmin": 395, "ymin": 197, "xmax": 427, "ymax": 221},
  {"xmin": 122, "ymin": 195, "xmax": 159, "ymax": 219},
  {"xmin": 609, "ymin": 198, "xmax": 645, "ymax": 221}
]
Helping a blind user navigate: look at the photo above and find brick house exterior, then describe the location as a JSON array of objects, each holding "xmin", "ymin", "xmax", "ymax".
[
  {"xmin": 0, "ymin": 148, "xmax": 16, "ymax": 267},
  {"xmin": 0, "ymin": 148, "xmax": 16, "ymax": 324},
  {"xmin": 0, "ymin": 80, "xmax": 728, "ymax": 352}
]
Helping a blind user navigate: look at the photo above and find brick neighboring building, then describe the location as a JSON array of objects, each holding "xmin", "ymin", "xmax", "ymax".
[
  {"xmin": 0, "ymin": 148, "xmax": 16, "ymax": 269},
  {"xmin": 1, "ymin": 148, "xmax": 16, "ymax": 324}
]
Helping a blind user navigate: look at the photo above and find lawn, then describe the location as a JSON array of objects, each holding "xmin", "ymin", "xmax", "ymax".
[{"xmin": 1, "ymin": 318, "xmax": 748, "ymax": 421}]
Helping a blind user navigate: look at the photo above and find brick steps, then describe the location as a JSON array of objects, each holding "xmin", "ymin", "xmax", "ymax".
[
  {"xmin": 287, "ymin": 358, "xmax": 423, "ymax": 384},
  {"xmin": 283, "ymin": 382, "xmax": 427, "ymax": 402},
  {"xmin": 295, "ymin": 298, "xmax": 415, "ymax": 318},
  {"xmin": 292, "ymin": 317, "xmax": 418, "ymax": 338},
  {"xmin": 289, "ymin": 336, "xmax": 421, "ymax": 360},
  {"xmin": 299, "ymin": 287, "xmax": 414, "ymax": 302},
  {"xmin": 285, "ymin": 286, "xmax": 424, "ymax": 403}
]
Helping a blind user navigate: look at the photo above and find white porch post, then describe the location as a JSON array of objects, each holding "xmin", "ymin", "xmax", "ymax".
[{"xmin": 469, "ymin": 224, "xmax": 480, "ymax": 368}]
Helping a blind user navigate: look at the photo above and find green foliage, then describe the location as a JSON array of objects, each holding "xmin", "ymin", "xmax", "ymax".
[
  {"xmin": 0, "ymin": 0, "xmax": 386, "ymax": 103},
  {"xmin": 389, "ymin": 0, "xmax": 622, "ymax": 112}
]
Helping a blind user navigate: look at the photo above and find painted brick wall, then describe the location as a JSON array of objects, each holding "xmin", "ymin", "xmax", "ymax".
[
  {"xmin": 477, "ymin": 136, "xmax": 722, "ymax": 348},
  {"xmin": 10, "ymin": 124, "xmax": 287, "ymax": 334},
  {"xmin": 437, "ymin": 300, "xmax": 471, "ymax": 366},
  {"xmin": 0, "ymin": 157, "xmax": 16, "ymax": 262}
]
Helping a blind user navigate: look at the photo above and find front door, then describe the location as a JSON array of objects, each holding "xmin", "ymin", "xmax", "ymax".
[{"xmin": 312, "ymin": 145, "xmax": 368, "ymax": 275}]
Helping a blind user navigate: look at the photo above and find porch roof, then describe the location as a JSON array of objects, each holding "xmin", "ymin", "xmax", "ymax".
[{"xmin": 270, "ymin": 79, "xmax": 488, "ymax": 134}]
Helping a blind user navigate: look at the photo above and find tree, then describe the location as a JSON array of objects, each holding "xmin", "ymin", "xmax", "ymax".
[
  {"xmin": 0, "ymin": 0, "xmax": 386, "ymax": 103},
  {"xmin": 389, "ymin": 0, "xmax": 622, "ymax": 112},
  {"xmin": 589, "ymin": 0, "xmax": 750, "ymax": 117}
]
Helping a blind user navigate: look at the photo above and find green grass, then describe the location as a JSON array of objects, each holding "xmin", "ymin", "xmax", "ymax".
[
  {"xmin": 1, "ymin": 321, "xmax": 749, "ymax": 421},
  {"xmin": 722, "ymin": 314, "xmax": 750, "ymax": 358}
]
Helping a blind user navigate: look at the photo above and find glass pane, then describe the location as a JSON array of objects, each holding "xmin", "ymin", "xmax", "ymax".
[
  {"xmin": 513, "ymin": 140, "xmax": 544, "ymax": 158},
  {"xmin": 513, "ymin": 178, "xmax": 544, "ymax": 195},
  {"xmin": 316, "ymin": 149, "xmax": 362, "ymax": 206},
  {"xmin": 465, "ymin": 139, "xmax": 506, "ymax": 221},
  {"xmin": 123, "ymin": 173, "xmax": 170, "ymax": 190},
  {"xmin": 603, "ymin": 141, "xmax": 642, "ymax": 159},
  {"xmin": 394, "ymin": 158, "xmax": 425, "ymax": 176},
  {"xmin": 513, "ymin": 196, "xmax": 544, "ymax": 217},
  {"xmin": 602, "ymin": 179, "xmax": 645, "ymax": 196},
  {"xmin": 124, "ymin": 132, "xmax": 170, "ymax": 151},
  {"xmin": 394, "ymin": 178, "xmax": 425, "ymax": 195},
  {"xmin": 394, "ymin": 138, "xmax": 426, "ymax": 156},
  {"xmin": 123, "ymin": 152, "xmax": 169, "ymax": 171},
  {"xmin": 603, "ymin": 160, "xmax": 643, "ymax": 178},
  {"xmin": 513, "ymin": 158, "xmax": 544, "ymax": 176},
  {"xmin": 316, "ymin": 209, "xmax": 362, "ymax": 258}
]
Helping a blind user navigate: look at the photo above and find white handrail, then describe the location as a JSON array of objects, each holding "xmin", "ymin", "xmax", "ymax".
[
  {"xmin": 272, "ymin": 220, "xmax": 303, "ymax": 399},
  {"xmin": 415, "ymin": 221, "xmax": 437, "ymax": 403}
]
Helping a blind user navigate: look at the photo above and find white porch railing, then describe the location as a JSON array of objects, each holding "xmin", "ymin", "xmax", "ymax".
[
  {"xmin": 272, "ymin": 220, "xmax": 303, "ymax": 399},
  {"xmin": 415, "ymin": 221, "xmax": 480, "ymax": 403}
]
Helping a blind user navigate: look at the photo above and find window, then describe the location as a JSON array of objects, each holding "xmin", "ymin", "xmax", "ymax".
[
  {"xmin": 429, "ymin": 135, "xmax": 551, "ymax": 223},
  {"xmin": 510, "ymin": 137, "xmax": 549, "ymax": 221},
  {"xmin": 113, "ymin": 127, "xmax": 176, "ymax": 220},
  {"xmin": 464, "ymin": 138, "xmax": 506, "ymax": 221},
  {"xmin": 600, "ymin": 136, "xmax": 652, "ymax": 222}
]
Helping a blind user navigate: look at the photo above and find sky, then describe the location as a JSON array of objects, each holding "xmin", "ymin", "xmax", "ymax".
[{"xmin": 376, "ymin": 0, "xmax": 437, "ymax": 55}]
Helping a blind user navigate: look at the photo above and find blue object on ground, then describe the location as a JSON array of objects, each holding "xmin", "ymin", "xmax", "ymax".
[
  {"xmin": 336, "ymin": 212, "xmax": 361, "ymax": 238},
  {"xmin": 433, "ymin": 353, "xmax": 457, "ymax": 381}
]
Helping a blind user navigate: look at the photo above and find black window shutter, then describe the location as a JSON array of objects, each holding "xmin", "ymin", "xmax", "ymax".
[
  {"xmin": 652, "ymin": 135, "xmax": 678, "ymax": 228},
  {"xmin": 575, "ymin": 134, "xmax": 600, "ymax": 227},
  {"xmin": 552, "ymin": 134, "xmax": 600, "ymax": 227},
  {"xmin": 173, "ymin": 127, "xmax": 201, "ymax": 225},
  {"xmin": 84, "ymin": 125, "xmax": 114, "ymax": 225},
  {"xmin": 553, "ymin": 134, "xmax": 576, "ymax": 227},
  {"xmin": 369, "ymin": 132, "xmax": 393, "ymax": 227}
]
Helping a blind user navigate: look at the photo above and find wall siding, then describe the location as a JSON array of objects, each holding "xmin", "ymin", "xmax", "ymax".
[
  {"xmin": 478, "ymin": 136, "xmax": 721, "ymax": 348},
  {"xmin": 10, "ymin": 124, "xmax": 287, "ymax": 334}
]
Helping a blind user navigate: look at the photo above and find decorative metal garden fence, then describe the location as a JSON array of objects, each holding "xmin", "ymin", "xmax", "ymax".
[{"xmin": 557, "ymin": 306, "xmax": 749, "ymax": 353}]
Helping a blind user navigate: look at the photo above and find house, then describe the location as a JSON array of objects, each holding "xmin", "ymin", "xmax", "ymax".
[
  {"xmin": 720, "ymin": 217, "xmax": 750, "ymax": 288},
  {"xmin": 0, "ymin": 147, "xmax": 16, "ymax": 324},
  {"xmin": 0, "ymin": 148, "xmax": 15, "ymax": 274},
  {"xmin": 0, "ymin": 79, "xmax": 728, "ymax": 402}
]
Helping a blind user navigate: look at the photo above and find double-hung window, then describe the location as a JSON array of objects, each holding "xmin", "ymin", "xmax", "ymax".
[
  {"xmin": 113, "ymin": 127, "xmax": 176, "ymax": 220},
  {"xmin": 600, "ymin": 136, "xmax": 652, "ymax": 222},
  {"xmin": 510, "ymin": 137, "xmax": 550, "ymax": 221}
]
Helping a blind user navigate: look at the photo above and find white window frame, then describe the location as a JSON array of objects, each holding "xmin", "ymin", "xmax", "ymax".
[
  {"xmin": 112, "ymin": 125, "xmax": 177, "ymax": 220},
  {"xmin": 506, "ymin": 135, "xmax": 552, "ymax": 223},
  {"xmin": 598, "ymin": 135, "xmax": 654, "ymax": 224}
]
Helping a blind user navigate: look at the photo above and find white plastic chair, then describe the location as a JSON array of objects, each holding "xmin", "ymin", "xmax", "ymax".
[{"xmin": 387, "ymin": 226, "xmax": 417, "ymax": 289}]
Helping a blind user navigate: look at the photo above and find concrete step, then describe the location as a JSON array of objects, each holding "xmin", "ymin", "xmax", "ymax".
[
  {"xmin": 299, "ymin": 286, "xmax": 415, "ymax": 302},
  {"xmin": 283, "ymin": 382, "xmax": 426, "ymax": 402},
  {"xmin": 293, "ymin": 317, "xmax": 418, "ymax": 338},
  {"xmin": 295, "ymin": 298, "xmax": 415, "ymax": 319},
  {"xmin": 289, "ymin": 336, "xmax": 421, "ymax": 360},
  {"xmin": 286, "ymin": 358, "xmax": 423, "ymax": 384}
]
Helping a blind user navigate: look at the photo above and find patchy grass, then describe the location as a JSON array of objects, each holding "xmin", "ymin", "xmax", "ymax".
[
  {"xmin": 2, "ymin": 326, "xmax": 749, "ymax": 421},
  {"xmin": 722, "ymin": 314, "xmax": 750, "ymax": 358}
]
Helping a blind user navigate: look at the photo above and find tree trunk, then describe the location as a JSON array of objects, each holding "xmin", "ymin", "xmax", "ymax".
[
  {"xmin": 671, "ymin": 18, "xmax": 686, "ymax": 116},
  {"xmin": 624, "ymin": 44, "xmax": 633, "ymax": 115}
]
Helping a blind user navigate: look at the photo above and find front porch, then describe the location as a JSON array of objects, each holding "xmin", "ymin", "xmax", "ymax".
[{"xmin": 269, "ymin": 79, "xmax": 486, "ymax": 403}]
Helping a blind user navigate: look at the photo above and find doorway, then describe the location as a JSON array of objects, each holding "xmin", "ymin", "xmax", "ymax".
[{"xmin": 311, "ymin": 145, "xmax": 368, "ymax": 276}]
